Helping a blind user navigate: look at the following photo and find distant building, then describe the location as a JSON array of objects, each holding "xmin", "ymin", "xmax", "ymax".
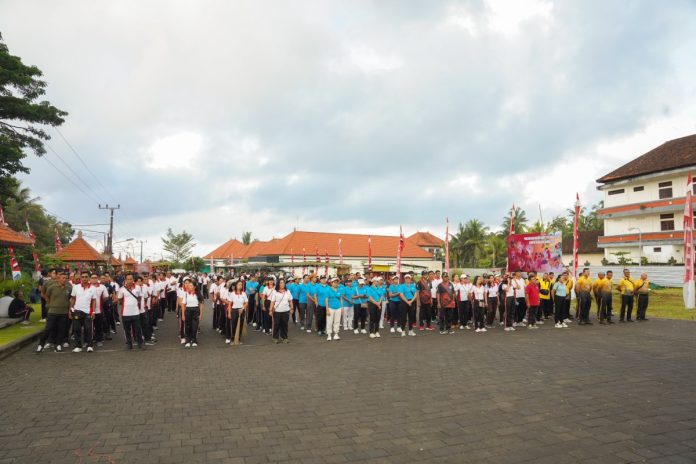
[
  {"xmin": 406, "ymin": 231, "xmax": 445, "ymax": 259},
  {"xmin": 596, "ymin": 134, "xmax": 696, "ymax": 264},
  {"xmin": 204, "ymin": 230, "xmax": 442, "ymax": 274},
  {"xmin": 561, "ymin": 230, "xmax": 604, "ymax": 266}
]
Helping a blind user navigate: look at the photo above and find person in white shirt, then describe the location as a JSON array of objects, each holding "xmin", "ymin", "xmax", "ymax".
[
  {"xmin": 211, "ymin": 276, "xmax": 224, "ymax": 334},
  {"xmin": 457, "ymin": 275, "xmax": 473, "ymax": 330},
  {"xmin": 166, "ymin": 272, "xmax": 178, "ymax": 313},
  {"xmin": 179, "ymin": 278, "xmax": 203, "ymax": 347},
  {"xmin": 228, "ymin": 280, "xmax": 248, "ymax": 345},
  {"xmin": 261, "ymin": 277, "xmax": 275, "ymax": 335},
  {"xmin": 69, "ymin": 271, "xmax": 97, "ymax": 352},
  {"xmin": 485, "ymin": 275, "xmax": 500, "ymax": 328},
  {"xmin": 90, "ymin": 274, "xmax": 109, "ymax": 346},
  {"xmin": 430, "ymin": 271, "xmax": 443, "ymax": 326},
  {"xmin": 118, "ymin": 273, "xmax": 144, "ymax": 350},
  {"xmin": 502, "ymin": 275, "xmax": 516, "ymax": 332},
  {"xmin": 269, "ymin": 278, "xmax": 294, "ymax": 344},
  {"xmin": 471, "ymin": 276, "xmax": 487, "ymax": 333},
  {"xmin": 136, "ymin": 276, "xmax": 156, "ymax": 345},
  {"xmin": 511, "ymin": 271, "xmax": 527, "ymax": 327}
]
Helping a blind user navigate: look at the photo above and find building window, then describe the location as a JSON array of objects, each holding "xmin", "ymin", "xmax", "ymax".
[
  {"xmin": 660, "ymin": 213, "xmax": 675, "ymax": 231},
  {"xmin": 608, "ymin": 189, "xmax": 624, "ymax": 195},
  {"xmin": 658, "ymin": 181, "xmax": 673, "ymax": 199},
  {"xmin": 653, "ymin": 247, "xmax": 662, "ymax": 252},
  {"xmin": 633, "ymin": 186, "xmax": 644, "ymax": 192}
]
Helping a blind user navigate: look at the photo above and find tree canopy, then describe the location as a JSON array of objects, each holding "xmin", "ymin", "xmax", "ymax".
[
  {"xmin": 161, "ymin": 228, "xmax": 195, "ymax": 264},
  {"xmin": 0, "ymin": 33, "xmax": 68, "ymax": 200}
]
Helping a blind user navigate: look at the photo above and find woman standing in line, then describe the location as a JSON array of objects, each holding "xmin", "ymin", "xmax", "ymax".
[
  {"xmin": 367, "ymin": 277, "xmax": 383, "ymax": 339},
  {"xmin": 485, "ymin": 275, "xmax": 499, "ymax": 329},
  {"xmin": 325, "ymin": 277, "xmax": 343, "ymax": 341},
  {"xmin": 552, "ymin": 274, "xmax": 570, "ymax": 329},
  {"xmin": 269, "ymin": 278, "xmax": 294, "ymax": 344},
  {"xmin": 472, "ymin": 276, "xmax": 487, "ymax": 333},
  {"xmin": 180, "ymin": 278, "xmax": 203, "ymax": 347},
  {"xmin": 228, "ymin": 280, "xmax": 248, "ymax": 345}
]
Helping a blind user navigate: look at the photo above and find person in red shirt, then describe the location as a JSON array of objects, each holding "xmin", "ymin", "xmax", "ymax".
[{"xmin": 525, "ymin": 275, "xmax": 540, "ymax": 329}]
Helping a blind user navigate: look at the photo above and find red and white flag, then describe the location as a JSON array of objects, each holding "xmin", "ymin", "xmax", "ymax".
[
  {"xmin": 683, "ymin": 174, "xmax": 694, "ymax": 309},
  {"xmin": 396, "ymin": 226, "xmax": 405, "ymax": 282},
  {"xmin": 54, "ymin": 225, "xmax": 62, "ymax": 253},
  {"xmin": 338, "ymin": 238, "xmax": 343, "ymax": 265},
  {"xmin": 8, "ymin": 246, "xmax": 21, "ymax": 281},
  {"xmin": 26, "ymin": 218, "xmax": 41, "ymax": 274},
  {"xmin": 324, "ymin": 249, "xmax": 329, "ymax": 276},
  {"xmin": 367, "ymin": 236, "xmax": 372, "ymax": 273},
  {"xmin": 445, "ymin": 217, "xmax": 450, "ymax": 275},
  {"xmin": 302, "ymin": 247, "xmax": 306, "ymax": 275},
  {"xmin": 315, "ymin": 247, "xmax": 319, "ymax": 275},
  {"xmin": 509, "ymin": 204, "xmax": 516, "ymax": 236},
  {"xmin": 573, "ymin": 193, "xmax": 580, "ymax": 278}
]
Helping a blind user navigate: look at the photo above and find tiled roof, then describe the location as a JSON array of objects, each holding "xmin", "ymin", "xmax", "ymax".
[
  {"xmin": 260, "ymin": 230, "xmax": 433, "ymax": 258},
  {"xmin": 203, "ymin": 238, "xmax": 247, "ymax": 259},
  {"xmin": 55, "ymin": 232, "xmax": 105, "ymax": 262},
  {"xmin": 406, "ymin": 231, "xmax": 445, "ymax": 247},
  {"xmin": 597, "ymin": 134, "xmax": 696, "ymax": 183},
  {"xmin": 0, "ymin": 223, "xmax": 34, "ymax": 246},
  {"xmin": 109, "ymin": 256, "xmax": 122, "ymax": 266},
  {"xmin": 124, "ymin": 256, "xmax": 137, "ymax": 264},
  {"xmin": 561, "ymin": 230, "xmax": 603, "ymax": 255}
]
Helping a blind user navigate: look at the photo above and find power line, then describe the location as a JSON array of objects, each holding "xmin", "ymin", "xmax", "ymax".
[
  {"xmin": 44, "ymin": 141, "xmax": 103, "ymax": 204},
  {"xmin": 54, "ymin": 127, "xmax": 118, "ymax": 203},
  {"xmin": 40, "ymin": 154, "xmax": 101, "ymax": 205}
]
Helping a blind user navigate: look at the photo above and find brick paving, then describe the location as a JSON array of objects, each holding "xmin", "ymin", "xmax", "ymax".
[{"xmin": 1, "ymin": 304, "xmax": 696, "ymax": 463}]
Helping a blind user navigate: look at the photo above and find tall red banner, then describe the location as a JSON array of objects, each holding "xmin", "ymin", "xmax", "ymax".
[
  {"xmin": 683, "ymin": 174, "xmax": 694, "ymax": 308},
  {"xmin": 573, "ymin": 193, "xmax": 580, "ymax": 278},
  {"xmin": 367, "ymin": 236, "xmax": 372, "ymax": 273},
  {"xmin": 445, "ymin": 218, "xmax": 450, "ymax": 275}
]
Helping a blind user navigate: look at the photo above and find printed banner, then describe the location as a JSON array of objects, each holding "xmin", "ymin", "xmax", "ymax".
[{"xmin": 507, "ymin": 232, "xmax": 563, "ymax": 274}]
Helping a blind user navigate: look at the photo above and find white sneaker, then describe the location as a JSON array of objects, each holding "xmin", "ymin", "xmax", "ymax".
[
  {"xmin": 192, "ymin": 342, "xmax": 198, "ymax": 347},
  {"xmin": 62, "ymin": 342, "xmax": 69, "ymax": 348},
  {"xmin": 333, "ymin": 334, "xmax": 340, "ymax": 340},
  {"xmin": 252, "ymin": 322, "xmax": 257, "ymax": 327},
  {"xmin": 481, "ymin": 328, "xmax": 487, "ymax": 332},
  {"xmin": 379, "ymin": 324, "xmax": 384, "ymax": 329},
  {"xmin": 475, "ymin": 328, "xmax": 480, "ymax": 333},
  {"xmin": 390, "ymin": 327, "xmax": 395, "ymax": 333},
  {"xmin": 504, "ymin": 327, "xmax": 511, "ymax": 332},
  {"xmin": 401, "ymin": 331, "xmax": 406, "ymax": 337},
  {"xmin": 72, "ymin": 347, "xmax": 82, "ymax": 353},
  {"xmin": 564, "ymin": 318, "xmax": 572, "ymax": 323},
  {"xmin": 375, "ymin": 332, "xmax": 381, "ymax": 338},
  {"xmin": 369, "ymin": 333, "xmax": 375, "ymax": 338},
  {"xmin": 523, "ymin": 318, "xmax": 528, "ymax": 324},
  {"xmin": 459, "ymin": 325, "xmax": 464, "ymax": 330},
  {"xmin": 408, "ymin": 330, "xmax": 416, "ymax": 336},
  {"xmin": 55, "ymin": 345, "xmax": 62, "ymax": 352},
  {"xmin": 562, "ymin": 323, "xmax": 569, "ymax": 328},
  {"xmin": 300, "ymin": 326, "xmax": 305, "ymax": 330},
  {"xmin": 537, "ymin": 320, "xmax": 544, "ymax": 325},
  {"xmin": 225, "ymin": 339, "xmax": 231, "ymax": 344},
  {"xmin": 86, "ymin": 346, "xmax": 94, "ymax": 352},
  {"xmin": 360, "ymin": 329, "xmax": 367, "ymax": 334},
  {"xmin": 39, "ymin": 318, "xmax": 46, "ymax": 322},
  {"xmin": 555, "ymin": 323, "xmax": 562, "ymax": 328},
  {"xmin": 354, "ymin": 329, "xmax": 359, "ymax": 334},
  {"xmin": 180, "ymin": 338, "xmax": 186, "ymax": 344},
  {"xmin": 327, "ymin": 335, "xmax": 332, "ymax": 341},
  {"xmin": 465, "ymin": 325, "xmax": 471, "ymax": 330},
  {"xmin": 116, "ymin": 321, "xmax": 120, "ymax": 325},
  {"xmin": 306, "ymin": 329, "xmax": 311, "ymax": 333},
  {"xmin": 185, "ymin": 342, "xmax": 191, "ymax": 347},
  {"xmin": 529, "ymin": 325, "xmax": 538, "ymax": 329},
  {"xmin": 396, "ymin": 327, "xmax": 403, "ymax": 333},
  {"xmin": 36, "ymin": 345, "xmax": 43, "ymax": 353}
]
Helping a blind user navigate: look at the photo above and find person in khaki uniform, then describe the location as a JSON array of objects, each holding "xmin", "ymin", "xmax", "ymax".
[
  {"xmin": 617, "ymin": 269, "xmax": 636, "ymax": 322},
  {"xmin": 598, "ymin": 271, "xmax": 614, "ymax": 324},
  {"xmin": 634, "ymin": 273, "xmax": 650, "ymax": 321},
  {"xmin": 592, "ymin": 272, "xmax": 605, "ymax": 317},
  {"xmin": 575, "ymin": 268, "xmax": 593, "ymax": 325}
]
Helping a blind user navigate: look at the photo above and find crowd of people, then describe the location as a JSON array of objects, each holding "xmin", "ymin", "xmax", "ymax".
[{"xmin": 32, "ymin": 265, "xmax": 652, "ymax": 353}]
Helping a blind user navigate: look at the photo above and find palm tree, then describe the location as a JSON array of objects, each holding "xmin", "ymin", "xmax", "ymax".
[
  {"xmin": 241, "ymin": 231, "xmax": 252, "ymax": 245},
  {"xmin": 501, "ymin": 207, "xmax": 527, "ymax": 237},
  {"xmin": 461, "ymin": 219, "xmax": 489, "ymax": 267},
  {"xmin": 527, "ymin": 220, "xmax": 547, "ymax": 233},
  {"xmin": 486, "ymin": 235, "xmax": 507, "ymax": 268}
]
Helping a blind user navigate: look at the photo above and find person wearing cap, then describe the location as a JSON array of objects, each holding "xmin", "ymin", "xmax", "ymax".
[
  {"xmin": 340, "ymin": 278, "xmax": 354, "ymax": 332},
  {"xmin": 399, "ymin": 274, "xmax": 418, "ymax": 336},
  {"xmin": 437, "ymin": 272, "xmax": 456, "ymax": 334},
  {"xmin": 315, "ymin": 276, "xmax": 329, "ymax": 336},
  {"xmin": 352, "ymin": 278, "xmax": 368, "ymax": 334},
  {"xmin": 387, "ymin": 275, "xmax": 402, "ymax": 334},
  {"xmin": 325, "ymin": 277, "xmax": 343, "ymax": 341},
  {"xmin": 416, "ymin": 271, "xmax": 433, "ymax": 331},
  {"xmin": 366, "ymin": 277, "xmax": 383, "ymax": 338}
]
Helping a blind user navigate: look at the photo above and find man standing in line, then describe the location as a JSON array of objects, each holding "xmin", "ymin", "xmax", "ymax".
[
  {"xmin": 592, "ymin": 272, "xmax": 606, "ymax": 319},
  {"xmin": 511, "ymin": 271, "xmax": 527, "ymax": 326},
  {"xmin": 417, "ymin": 271, "xmax": 433, "ymax": 331},
  {"xmin": 90, "ymin": 273, "xmax": 109, "ymax": 347},
  {"xmin": 430, "ymin": 271, "xmax": 442, "ymax": 327},
  {"xmin": 69, "ymin": 271, "xmax": 97, "ymax": 353},
  {"xmin": 118, "ymin": 273, "xmax": 144, "ymax": 350},
  {"xmin": 437, "ymin": 272, "xmax": 456, "ymax": 334},
  {"xmin": 599, "ymin": 270, "xmax": 614, "ymax": 324},
  {"xmin": 634, "ymin": 272, "xmax": 650, "ymax": 321},
  {"xmin": 36, "ymin": 271, "xmax": 72, "ymax": 352},
  {"xmin": 617, "ymin": 268, "xmax": 636, "ymax": 322},
  {"xmin": 575, "ymin": 268, "xmax": 593, "ymax": 325}
]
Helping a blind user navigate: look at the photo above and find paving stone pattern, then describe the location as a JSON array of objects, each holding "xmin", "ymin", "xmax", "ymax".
[{"xmin": 1, "ymin": 303, "xmax": 695, "ymax": 463}]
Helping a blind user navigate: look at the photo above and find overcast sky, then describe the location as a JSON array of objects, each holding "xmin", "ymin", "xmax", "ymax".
[{"xmin": 3, "ymin": 0, "xmax": 696, "ymax": 259}]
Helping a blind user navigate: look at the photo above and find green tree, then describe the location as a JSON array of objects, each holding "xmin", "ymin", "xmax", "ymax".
[
  {"xmin": 241, "ymin": 231, "xmax": 252, "ymax": 245},
  {"xmin": 185, "ymin": 256, "xmax": 205, "ymax": 272},
  {"xmin": 459, "ymin": 219, "xmax": 490, "ymax": 267},
  {"xmin": 161, "ymin": 228, "xmax": 195, "ymax": 264},
  {"xmin": 501, "ymin": 207, "xmax": 527, "ymax": 238},
  {"xmin": 566, "ymin": 200, "xmax": 604, "ymax": 231},
  {"xmin": 0, "ymin": 33, "xmax": 68, "ymax": 200},
  {"xmin": 527, "ymin": 220, "xmax": 547, "ymax": 234},
  {"xmin": 486, "ymin": 235, "xmax": 507, "ymax": 268},
  {"xmin": 547, "ymin": 215, "xmax": 570, "ymax": 235}
]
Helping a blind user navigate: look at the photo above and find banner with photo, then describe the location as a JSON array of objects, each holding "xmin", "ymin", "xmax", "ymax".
[{"xmin": 507, "ymin": 232, "xmax": 563, "ymax": 274}]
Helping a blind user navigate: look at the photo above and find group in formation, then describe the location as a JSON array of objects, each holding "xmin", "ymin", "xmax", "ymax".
[{"xmin": 34, "ymin": 266, "xmax": 652, "ymax": 353}]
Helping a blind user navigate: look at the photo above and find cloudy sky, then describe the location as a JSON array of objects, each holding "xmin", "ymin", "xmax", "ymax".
[{"xmin": 3, "ymin": 0, "xmax": 696, "ymax": 259}]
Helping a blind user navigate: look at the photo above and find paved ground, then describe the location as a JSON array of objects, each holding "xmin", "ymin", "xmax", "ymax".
[{"xmin": 1, "ymin": 305, "xmax": 696, "ymax": 464}]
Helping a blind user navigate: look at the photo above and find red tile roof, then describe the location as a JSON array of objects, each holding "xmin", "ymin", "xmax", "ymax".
[
  {"xmin": 0, "ymin": 223, "xmax": 34, "ymax": 246},
  {"xmin": 597, "ymin": 134, "xmax": 696, "ymax": 183},
  {"xmin": 109, "ymin": 256, "xmax": 122, "ymax": 266},
  {"xmin": 55, "ymin": 232, "xmax": 105, "ymax": 262},
  {"xmin": 124, "ymin": 256, "xmax": 137, "ymax": 264},
  {"xmin": 203, "ymin": 238, "xmax": 247, "ymax": 259},
  {"xmin": 406, "ymin": 231, "xmax": 445, "ymax": 247}
]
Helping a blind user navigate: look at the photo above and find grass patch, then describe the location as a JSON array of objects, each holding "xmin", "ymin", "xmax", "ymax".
[
  {"xmin": 0, "ymin": 304, "xmax": 44, "ymax": 347},
  {"xmin": 584, "ymin": 289, "xmax": 696, "ymax": 322}
]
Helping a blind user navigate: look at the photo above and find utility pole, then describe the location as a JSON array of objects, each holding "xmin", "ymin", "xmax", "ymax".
[
  {"xmin": 98, "ymin": 204, "xmax": 120, "ymax": 256},
  {"xmin": 136, "ymin": 239, "xmax": 147, "ymax": 262}
]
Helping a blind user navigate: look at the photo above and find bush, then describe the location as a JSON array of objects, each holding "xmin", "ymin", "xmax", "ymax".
[
  {"xmin": 0, "ymin": 276, "xmax": 36, "ymax": 298},
  {"xmin": 667, "ymin": 256, "xmax": 677, "ymax": 265}
]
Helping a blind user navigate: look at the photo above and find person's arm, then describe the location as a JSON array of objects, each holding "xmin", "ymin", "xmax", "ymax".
[
  {"xmin": 198, "ymin": 301, "xmax": 203, "ymax": 320},
  {"xmin": 399, "ymin": 290, "xmax": 408, "ymax": 304},
  {"xmin": 269, "ymin": 297, "xmax": 276, "ymax": 314},
  {"xmin": 524, "ymin": 288, "xmax": 529, "ymax": 309},
  {"xmin": 90, "ymin": 296, "xmax": 95, "ymax": 318}
]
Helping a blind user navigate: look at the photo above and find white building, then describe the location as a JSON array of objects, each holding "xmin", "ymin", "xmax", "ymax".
[{"xmin": 596, "ymin": 134, "xmax": 696, "ymax": 264}]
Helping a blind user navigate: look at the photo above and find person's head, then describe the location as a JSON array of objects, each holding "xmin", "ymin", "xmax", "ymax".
[
  {"xmin": 542, "ymin": 272, "xmax": 548, "ymax": 280},
  {"xmin": 303, "ymin": 274, "xmax": 310, "ymax": 283},
  {"xmin": 607, "ymin": 270, "xmax": 613, "ymax": 279},
  {"xmin": 358, "ymin": 278, "xmax": 365, "ymax": 286},
  {"xmin": 136, "ymin": 276, "xmax": 143, "ymax": 285},
  {"xmin": 549, "ymin": 272, "xmax": 555, "ymax": 280},
  {"xmin": 235, "ymin": 280, "xmax": 244, "ymax": 292},
  {"xmin": 267, "ymin": 278, "xmax": 275, "ymax": 288},
  {"xmin": 530, "ymin": 275, "xmax": 538, "ymax": 284},
  {"xmin": 3, "ymin": 290, "xmax": 11, "ymax": 297},
  {"xmin": 598, "ymin": 272, "xmax": 605, "ymax": 279},
  {"xmin": 514, "ymin": 270, "xmax": 521, "ymax": 278},
  {"xmin": 331, "ymin": 277, "xmax": 339, "ymax": 288},
  {"xmin": 463, "ymin": 275, "xmax": 470, "ymax": 283},
  {"xmin": 391, "ymin": 275, "xmax": 399, "ymax": 285},
  {"xmin": 428, "ymin": 270, "xmax": 434, "ymax": 280},
  {"xmin": 319, "ymin": 276, "xmax": 327, "ymax": 285},
  {"xmin": 435, "ymin": 270, "xmax": 441, "ymax": 277},
  {"xmin": 560, "ymin": 273, "xmax": 567, "ymax": 282},
  {"xmin": 641, "ymin": 272, "xmax": 647, "ymax": 280},
  {"xmin": 48, "ymin": 268, "xmax": 57, "ymax": 279},
  {"xmin": 311, "ymin": 274, "xmax": 318, "ymax": 283},
  {"xmin": 442, "ymin": 272, "xmax": 449, "ymax": 282},
  {"xmin": 488, "ymin": 275, "xmax": 495, "ymax": 285},
  {"xmin": 124, "ymin": 273, "xmax": 134, "ymax": 287},
  {"xmin": 166, "ymin": 271, "xmax": 172, "ymax": 277},
  {"xmin": 623, "ymin": 268, "xmax": 630, "ymax": 277},
  {"xmin": 80, "ymin": 271, "xmax": 89, "ymax": 285},
  {"xmin": 13, "ymin": 290, "xmax": 23, "ymax": 300},
  {"xmin": 102, "ymin": 272, "xmax": 111, "ymax": 282},
  {"xmin": 277, "ymin": 279, "xmax": 286, "ymax": 291},
  {"xmin": 474, "ymin": 275, "xmax": 482, "ymax": 286},
  {"xmin": 404, "ymin": 275, "xmax": 412, "ymax": 285},
  {"xmin": 90, "ymin": 273, "xmax": 99, "ymax": 285},
  {"xmin": 582, "ymin": 268, "xmax": 589, "ymax": 277},
  {"xmin": 217, "ymin": 276, "xmax": 223, "ymax": 283},
  {"xmin": 453, "ymin": 274, "xmax": 460, "ymax": 284}
]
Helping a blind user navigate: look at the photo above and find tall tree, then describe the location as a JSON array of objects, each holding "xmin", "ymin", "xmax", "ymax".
[
  {"xmin": 0, "ymin": 33, "xmax": 68, "ymax": 200},
  {"xmin": 486, "ymin": 235, "xmax": 507, "ymax": 268},
  {"xmin": 547, "ymin": 215, "xmax": 570, "ymax": 235},
  {"xmin": 161, "ymin": 228, "xmax": 195, "ymax": 264},
  {"xmin": 461, "ymin": 219, "xmax": 490, "ymax": 267},
  {"xmin": 527, "ymin": 220, "xmax": 547, "ymax": 233},
  {"xmin": 241, "ymin": 231, "xmax": 252, "ymax": 245},
  {"xmin": 501, "ymin": 207, "xmax": 528, "ymax": 238}
]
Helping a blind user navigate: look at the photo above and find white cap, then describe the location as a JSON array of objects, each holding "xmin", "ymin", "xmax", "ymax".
[{"xmin": 358, "ymin": 278, "xmax": 365, "ymax": 284}]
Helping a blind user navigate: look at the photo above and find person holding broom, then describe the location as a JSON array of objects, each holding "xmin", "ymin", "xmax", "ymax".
[{"xmin": 228, "ymin": 279, "xmax": 248, "ymax": 345}]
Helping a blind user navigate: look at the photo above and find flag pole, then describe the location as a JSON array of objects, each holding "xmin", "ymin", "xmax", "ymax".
[{"xmin": 683, "ymin": 174, "xmax": 695, "ymax": 309}]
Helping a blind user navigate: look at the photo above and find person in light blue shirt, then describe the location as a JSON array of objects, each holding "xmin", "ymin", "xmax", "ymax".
[
  {"xmin": 245, "ymin": 277, "xmax": 259, "ymax": 328},
  {"xmin": 288, "ymin": 276, "xmax": 301, "ymax": 325},
  {"xmin": 325, "ymin": 277, "xmax": 343, "ymax": 341},
  {"xmin": 399, "ymin": 274, "xmax": 418, "ymax": 336},
  {"xmin": 297, "ymin": 275, "xmax": 309, "ymax": 330},
  {"xmin": 304, "ymin": 275, "xmax": 318, "ymax": 333},
  {"xmin": 339, "ymin": 279, "xmax": 354, "ymax": 332},
  {"xmin": 315, "ymin": 276, "xmax": 329, "ymax": 336},
  {"xmin": 388, "ymin": 275, "xmax": 402, "ymax": 333},
  {"xmin": 352, "ymin": 279, "xmax": 369, "ymax": 334},
  {"xmin": 366, "ymin": 278, "xmax": 383, "ymax": 338}
]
